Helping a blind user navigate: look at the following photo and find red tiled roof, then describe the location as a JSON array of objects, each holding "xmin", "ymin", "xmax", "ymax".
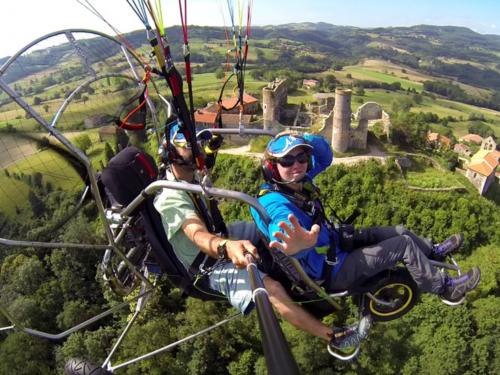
[
  {"xmin": 484, "ymin": 151, "xmax": 500, "ymax": 169},
  {"xmin": 303, "ymin": 79, "xmax": 319, "ymax": 87},
  {"xmin": 440, "ymin": 135, "xmax": 452, "ymax": 146},
  {"xmin": 460, "ymin": 134, "xmax": 483, "ymax": 144},
  {"xmin": 427, "ymin": 132, "xmax": 439, "ymax": 142},
  {"xmin": 468, "ymin": 161, "xmax": 495, "ymax": 176},
  {"xmin": 454, "ymin": 143, "xmax": 470, "ymax": 152},
  {"xmin": 221, "ymin": 93, "xmax": 258, "ymax": 108},
  {"xmin": 194, "ymin": 110, "xmax": 217, "ymax": 124}
]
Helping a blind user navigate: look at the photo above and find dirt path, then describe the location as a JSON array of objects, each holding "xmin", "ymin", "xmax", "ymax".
[
  {"xmin": 219, "ymin": 145, "xmax": 262, "ymax": 158},
  {"xmin": 220, "ymin": 143, "xmax": 389, "ymax": 166}
]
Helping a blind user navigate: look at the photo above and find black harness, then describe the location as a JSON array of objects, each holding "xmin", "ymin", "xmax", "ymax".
[
  {"xmin": 187, "ymin": 190, "xmax": 228, "ymax": 278},
  {"xmin": 258, "ymin": 181, "xmax": 339, "ymax": 284}
]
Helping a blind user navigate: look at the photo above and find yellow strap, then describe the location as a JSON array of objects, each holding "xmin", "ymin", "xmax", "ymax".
[
  {"xmin": 258, "ymin": 189, "xmax": 270, "ymax": 197},
  {"xmin": 314, "ymin": 245, "xmax": 329, "ymax": 255}
]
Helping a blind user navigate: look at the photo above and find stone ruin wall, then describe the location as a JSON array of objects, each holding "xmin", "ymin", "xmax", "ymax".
[{"xmin": 262, "ymin": 79, "xmax": 288, "ymax": 128}]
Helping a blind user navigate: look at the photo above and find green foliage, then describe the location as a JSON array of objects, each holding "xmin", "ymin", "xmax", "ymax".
[
  {"xmin": 468, "ymin": 121, "xmax": 495, "ymax": 138},
  {"xmin": 322, "ymin": 74, "xmax": 337, "ymax": 91},
  {"xmin": 28, "ymin": 189, "xmax": 45, "ymax": 217},
  {"xmin": 0, "ymin": 332, "xmax": 53, "ymax": 374},
  {"xmin": 249, "ymin": 135, "xmax": 272, "ymax": 152},
  {"xmin": 391, "ymin": 96, "xmax": 413, "ymax": 113},
  {"xmin": 103, "ymin": 142, "xmax": 114, "ymax": 163},
  {"xmin": 315, "ymin": 160, "xmax": 500, "ymax": 251},
  {"xmin": 73, "ymin": 134, "xmax": 92, "ymax": 154},
  {"xmin": 390, "ymin": 112, "xmax": 430, "ymax": 149},
  {"xmin": 1, "ymin": 155, "xmax": 498, "ymax": 374},
  {"xmin": 212, "ymin": 154, "xmax": 263, "ymax": 222},
  {"xmin": 215, "ymin": 66, "xmax": 224, "ymax": 79}
]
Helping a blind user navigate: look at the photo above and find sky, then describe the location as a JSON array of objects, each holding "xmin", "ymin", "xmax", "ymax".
[{"xmin": 1, "ymin": 0, "xmax": 499, "ymax": 58}]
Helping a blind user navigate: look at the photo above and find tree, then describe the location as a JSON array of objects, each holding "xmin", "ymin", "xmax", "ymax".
[
  {"xmin": 104, "ymin": 142, "xmax": 114, "ymax": 163},
  {"xmin": 412, "ymin": 93, "xmax": 423, "ymax": 104},
  {"xmin": 32, "ymin": 172, "xmax": 43, "ymax": 189},
  {"xmin": 81, "ymin": 95, "xmax": 89, "ymax": 105},
  {"xmin": 468, "ymin": 121, "xmax": 494, "ymax": 138},
  {"xmin": 43, "ymin": 104, "xmax": 49, "ymax": 113},
  {"xmin": 215, "ymin": 67, "xmax": 225, "ymax": 79},
  {"xmin": 33, "ymin": 96, "xmax": 42, "ymax": 105},
  {"xmin": 250, "ymin": 68, "xmax": 262, "ymax": 80},
  {"xmin": 391, "ymin": 97, "xmax": 413, "ymax": 113},
  {"xmin": 28, "ymin": 190, "xmax": 45, "ymax": 216},
  {"xmin": 0, "ymin": 332, "xmax": 53, "ymax": 374},
  {"xmin": 36, "ymin": 136, "xmax": 50, "ymax": 151},
  {"xmin": 355, "ymin": 85, "xmax": 365, "ymax": 96},
  {"xmin": 74, "ymin": 134, "xmax": 92, "ymax": 154},
  {"xmin": 322, "ymin": 74, "xmax": 337, "ymax": 91}
]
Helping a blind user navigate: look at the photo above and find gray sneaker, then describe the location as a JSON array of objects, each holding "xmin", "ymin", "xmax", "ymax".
[
  {"xmin": 329, "ymin": 315, "xmax": 372, "ymax": 350},
  {"xmin": 441, "ymin": 267, "xmax": 481, "ymax": 302},
  {"xmin": 433, "ymin": 234, "xmax": 463, "ymax": 258}
]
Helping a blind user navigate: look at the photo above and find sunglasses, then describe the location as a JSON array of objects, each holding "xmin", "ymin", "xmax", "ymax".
[{"xmin": 277, "ymin": 151, "xmax": 309, "ymax": 167}]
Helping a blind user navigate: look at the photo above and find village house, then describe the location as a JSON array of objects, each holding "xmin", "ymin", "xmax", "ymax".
[
  {"xmin": 427, "ymin": 132, "xmax": 452, "ymax": 150},
  {"xmin": 303, "ymin": 79, "xmax": 320, "ymax": 89},
  {"xmin": 466, "ymin": 150, "xmax": 500, "ymax": 195},
  {"xmin": 212, "ymin": 93, "xmax": 260, "ymax": 114},
  {"xmin": 459, "ymin": 133, "xmax": 483, "ymax": 145},
  {"xmin": 481, "ymin": 136, "xmax": 497, "ymax": 152},
  {"xmin": 465, "ymin": 136, "xmax": 499, "ymax": 195},
  {"xmin": 194, "ymin": 109, "xmax": 253, "ymax": 128},
  {"xmin": 453, "ymin": 143, "xmax": 472, "ymax": 157}
]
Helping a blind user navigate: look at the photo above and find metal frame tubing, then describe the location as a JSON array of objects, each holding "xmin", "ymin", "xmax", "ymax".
[{"xmin": 246, "ymin": 255, "xmax": 300, "ymax": 375}]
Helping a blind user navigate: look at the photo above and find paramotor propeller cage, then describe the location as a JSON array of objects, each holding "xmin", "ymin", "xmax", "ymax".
[{"xmin": 101, "ymin": 213, "xmax": 152, "ymax": 297}]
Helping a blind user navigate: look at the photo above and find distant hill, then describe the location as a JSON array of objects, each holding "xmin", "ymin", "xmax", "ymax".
[
  {"xmin": 248, "ymin": 23, "xmax": 500, "ymax": 91},
  {"xmin": 3, "ymin": 23, "xmax": 500, "ymax": 92}
]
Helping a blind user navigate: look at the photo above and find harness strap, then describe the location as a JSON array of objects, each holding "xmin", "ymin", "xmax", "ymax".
[
  {"xmin": 187, "ymin": 192, "xmax": 227, "ymax": 277},
  {"xmin": 259, "ymin": 182, "xmax": 339, "ymax": 285}
]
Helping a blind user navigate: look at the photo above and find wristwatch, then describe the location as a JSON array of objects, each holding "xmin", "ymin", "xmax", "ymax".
[{"xmin": 217, "ymin": 239, "xmax": 229, "ymax": 260}]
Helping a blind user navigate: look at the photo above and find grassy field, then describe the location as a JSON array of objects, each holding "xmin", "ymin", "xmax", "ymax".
[
  {"xmin": 405, "ymin": 166, "xmax": 464, "ymax": 188},
  {"xmin": 352, "ymin": 89, "xmax": 500, "ymax": 137},
  {"xmin": 189, "ymin": 72, "xmax": 267, "ymax": 99},
  {"xmin": 404, "ymin": 156, "xmax": 464, "ymax": 189},
  {"xmin": 1, "ymin": 148, "xmax": 84, "ymax": 217},
  {"xmin": 333, "ymin": 59, "xmax": 491, "ymax": 99},
  {"xmin": 342, "ymin": 66, "xmax": 423, "ymax": 92}
]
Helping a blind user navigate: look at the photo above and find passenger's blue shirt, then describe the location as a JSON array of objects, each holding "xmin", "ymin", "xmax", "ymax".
[{"xmin": 251, "ymin": 134, "xmax": 347, "ymax": 280}]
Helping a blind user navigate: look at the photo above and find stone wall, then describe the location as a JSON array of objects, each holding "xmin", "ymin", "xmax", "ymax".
[
  {"xmin": 466, "ymin": 169, "xmax": 490, "ymax": 194},
  {"xmin": 262, "ymin": 79, "xmax": 288, "ymax": 128},
  {"xmin": 331, "ymin": 88, "xmax": 352, "ymax": 153}
]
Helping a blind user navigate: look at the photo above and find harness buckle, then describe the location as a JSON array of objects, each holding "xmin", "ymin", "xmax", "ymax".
[{"xmin": 325, "ymin": 257, "xmax": 339, "ymax": 266}]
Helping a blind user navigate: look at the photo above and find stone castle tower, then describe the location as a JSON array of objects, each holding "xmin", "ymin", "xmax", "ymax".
[
  {"xmin": 262, "ymin": 79, "xmax": 287, "ymax": 129},
  {"xmin": 331, "ymin": 88, "xmax": 352, "ymax": 153}
]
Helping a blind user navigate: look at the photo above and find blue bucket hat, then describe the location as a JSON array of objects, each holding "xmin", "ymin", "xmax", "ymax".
[{"xmin": 266, "ymin": 134, "xmax": 312, "ymax": 158}]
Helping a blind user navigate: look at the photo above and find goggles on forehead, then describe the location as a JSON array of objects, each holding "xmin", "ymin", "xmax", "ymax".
[{"xmin": 171, "ymin": 127, "xmax": 213, "ymax": 149}]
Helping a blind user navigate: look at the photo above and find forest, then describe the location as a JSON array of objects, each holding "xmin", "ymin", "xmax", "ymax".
[{"xmin": 0, "ymin": 154, "xmax": 498, "ymax": 374}]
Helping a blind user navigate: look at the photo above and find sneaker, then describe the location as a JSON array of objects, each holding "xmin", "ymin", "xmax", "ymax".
[
  {"xmin": 329, "ymin": 315, "xmax": 372, "ymax": 350},
  {"xmin": 433, "ymin": 234, "xmax": 463, "ymax": 258},
  {"xmin": 440, "ymin": 267, "xmax": 481, "ymax": 302}
]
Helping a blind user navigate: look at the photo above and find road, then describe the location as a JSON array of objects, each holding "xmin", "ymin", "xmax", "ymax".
[{"xmin": 219, "ymin": 143, "xmax": 388, "ymax": 166}]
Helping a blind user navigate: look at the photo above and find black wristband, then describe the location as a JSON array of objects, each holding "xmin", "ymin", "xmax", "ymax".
[{"xmin": 217, "ymin": 239, "xmax": 229, "ymax": 260}]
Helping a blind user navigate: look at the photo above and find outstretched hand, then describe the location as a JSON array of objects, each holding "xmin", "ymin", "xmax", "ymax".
[{"xmin": 269, "ymin": 214, "xmax": 320, "ymax": 255}]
